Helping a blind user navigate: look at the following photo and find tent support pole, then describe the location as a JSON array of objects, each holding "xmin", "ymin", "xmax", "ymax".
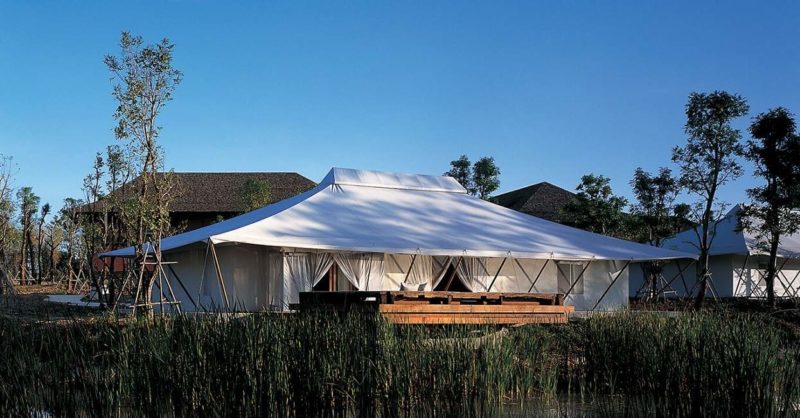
[
  {"xmin": 167, "ymin": 264, "xmax": 198, "ymax": 310},
  {"xmin": 444, "ymin": 257, "xmax": 463, "ymax": 291},
  {"xmin": 592, "ymin": 260, "xmax": 631, "ymax": 311},
  {"xmin": 655, "ymin": 260, "xmax": 694, "ymax": 298},
  {"xmin": 403, "ymin": 253, "xmax": 417, "ymax": 283},
  {"xmin": 773, "ymin": 258, "xmax": 793, "ymax": 300},
  {"xmin": 783, "ymin": 265, "xmax": 800, "ymax": 298},
  {"xmin": 486, "ymin": 256, "xmax": 508, "ymax": 292},
  {"xmin": 527, "ymin": 259, "xmax": 551, "ymax": 293},
  {"xmin": 734, "ymin": 254, "xmax": 751, "ymax": 296},
  {"xmin": 563, "ymin": 259, "xmax": 593, "ymax": 299},
  {"xmin": 677, "ymin": 260, "xmax": 692, "ymax": 297},
  {"xmin": 209, "ymin": 242, "xmax": 230, "ymax": 310}
]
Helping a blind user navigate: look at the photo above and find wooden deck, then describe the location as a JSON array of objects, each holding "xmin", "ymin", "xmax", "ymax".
[{"xmin": 297, "ymin": 291, "xmax": 574, "ymax": 324}]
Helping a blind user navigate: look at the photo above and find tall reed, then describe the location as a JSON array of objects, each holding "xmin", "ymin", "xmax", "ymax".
[{"xmin": 0, "ymin": 311, "xmax": 795, "ymax": 417}]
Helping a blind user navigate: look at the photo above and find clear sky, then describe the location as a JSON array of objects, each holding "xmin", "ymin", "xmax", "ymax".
[{"xmin": 1, "ymin": 1, "xmax": 798, "ymax": 213}]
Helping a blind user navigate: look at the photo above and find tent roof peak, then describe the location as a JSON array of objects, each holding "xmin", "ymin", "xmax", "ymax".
[{"xmin": 322, "ymin": 167, "xmax": 467, "ymax": 194}]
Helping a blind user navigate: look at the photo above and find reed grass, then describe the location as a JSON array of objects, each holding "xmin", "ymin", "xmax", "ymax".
[{"xmin": 0, "ymin": 311, "xmax": 796, "ymax": 417}]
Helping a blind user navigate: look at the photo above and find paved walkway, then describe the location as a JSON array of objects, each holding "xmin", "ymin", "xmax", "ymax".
[{"xmin": 45, "ymin": 294, "xmax": 103, "ymax": 309}]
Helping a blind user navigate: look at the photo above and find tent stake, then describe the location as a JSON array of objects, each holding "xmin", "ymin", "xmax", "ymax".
[
  {"xmin": 526, "ymin": 259, "xmax": 551, "ymax": 293},
  {"xmin": 209, "ymin": 242, "xmax": 230, "ymax": 310},
  {"xmin": 591, "ymin": 260, "xmax": 631, "ymax": 311},
  {"xmin": 486, "ymin": 256, "xmax": 508, "ymax": 292}
]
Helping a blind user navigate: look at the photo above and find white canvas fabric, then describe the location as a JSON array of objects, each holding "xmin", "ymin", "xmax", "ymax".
[
  {"xmin": 282, "ymin": 253, "xmax": 334, "ymax": 307},
  {"xmin": 384, "ymin": 254, "xmax": 451, "ymax": 290},
  {"xmin": 456, "ymin": 257, "xmax": 493, "ymax": 292},
  {"xmin": 663, "ymin": 205, "xmax": 800, "ymax": 258},
  {"xmin": 102, "ymin": 168, "xmax": 695, "ymax": 261},
  {"xmin": 333, "ymin": 253, "xmax": 385, "ymax": 290}
]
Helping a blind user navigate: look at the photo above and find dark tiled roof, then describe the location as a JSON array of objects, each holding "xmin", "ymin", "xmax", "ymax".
[
  {"xmin": 81, "ymin": 172, "xmax": 316, "ymax": 213},
  {"xmin": 493, "ymin": 182, "xmax": 575, "ymax": 222}
]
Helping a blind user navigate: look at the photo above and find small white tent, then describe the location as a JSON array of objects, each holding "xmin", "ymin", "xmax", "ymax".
[
  {"xmin": 630, "ymin": 205, "xmax": 800, "ymax": 298},
  {"xmin": 104, "ymin": 168, "xmax": 694, "ymax": 311}
]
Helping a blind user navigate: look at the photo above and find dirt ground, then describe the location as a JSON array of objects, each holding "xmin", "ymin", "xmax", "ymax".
[{"xmin": 0, "ymin": 283, "xmax": 103, "ymax": 321}]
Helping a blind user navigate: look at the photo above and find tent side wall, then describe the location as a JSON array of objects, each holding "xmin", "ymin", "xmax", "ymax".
[
  {"xmin": 564, "ymin": 260, "xmax": 629, "ymax": 311},
  {"xmin": 158, "ymin": 246, "xmax": 632, "ymax": 312},
  {"xmin": 733, "ymin": 255, "xmax": 800, "ymax": 297},
  {"xmin": 163, "ymin": 244, "xmax": 284, "ymax": 312}
]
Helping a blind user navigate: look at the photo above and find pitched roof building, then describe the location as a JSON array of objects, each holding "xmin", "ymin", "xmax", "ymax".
[
  {"xmin": 492, "ymin": 182, "xmax": 575, "ymax": 222},
  {"xmin": 81, "ymin": 172, "xmax": 316, "ymax": 231}
]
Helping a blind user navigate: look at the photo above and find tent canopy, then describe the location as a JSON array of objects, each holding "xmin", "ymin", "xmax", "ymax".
[
  {"xmin": 663, "ymin": 205, "xmax": 800, "ymax": 259},
  {"xmin": 103, "ymin": 168, "xmax": 696, "ymax": 261}
]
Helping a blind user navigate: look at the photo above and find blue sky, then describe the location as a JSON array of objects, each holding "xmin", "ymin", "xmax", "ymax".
[{"xmin": 1, "ymin": 1, "xmax": 798, "ymax": 212}]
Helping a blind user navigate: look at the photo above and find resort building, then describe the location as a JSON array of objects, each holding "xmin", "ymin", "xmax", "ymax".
[{"xmin": 493, "ymin": 181, "xmax": 575, "ymax": 222}]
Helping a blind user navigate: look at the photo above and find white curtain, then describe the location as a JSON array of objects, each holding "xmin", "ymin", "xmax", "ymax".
[
  {"xmin": 388, "ymin": 254, "xmax": 451, "ymax": 291},
  {"xmin": 268, "ymin": 253, "xmax": 285, "ymax": 309},
  {"xmin": 456, "ymin": 257, "xmax": 493, "ymax": 291},
  {"xmin": 282, "ymin": 253, "xmax": 334, "ymax": 308},
  {"xmin": 333, "ymin": 253, "xmax": 385, "ymax": 290}
]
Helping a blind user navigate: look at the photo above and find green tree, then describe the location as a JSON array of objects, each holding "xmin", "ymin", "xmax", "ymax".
[
  {"xmin": 739, "ymin": 107, "xmax": 800, "ymax": 307},
  {"xmin": 240, "ymin": 179, "xmax": 273, "ymax": 213},
  {"xmin": 672, "ymin": 90, "xmax": 748, "ymax": 307},
  {"xmin": 105, "ymin": 31, "xmax": 182, "ymax": 314},
  {"xmin": 630, "ymin": 167, "xmax": 689, "ymax": 298},
  {"xmin": 444, "ymin": 155, "xmax": 501, "ymax": 199},
  {"xmin": 472, "ymin": 156, "xmax": 501, "ymax": 199},
  {"xmin": 560, "ymin": 174, "xmax": 628, "ymax": 237},
  {"xmin": 16, "ymin": 187, "xmax": 39, "ymax": 285},
  {"xmin": 444, "ymin": 155, "xmax": 473, "ymax": 192},
  {"xmin": 35, "ymin": 202, "xmax": 50, "ymax": 284}
]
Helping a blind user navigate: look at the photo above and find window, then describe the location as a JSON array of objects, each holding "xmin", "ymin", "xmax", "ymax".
[{"xmin": 557, "ymin": 262, "xmax": 585, "ymax": 295}]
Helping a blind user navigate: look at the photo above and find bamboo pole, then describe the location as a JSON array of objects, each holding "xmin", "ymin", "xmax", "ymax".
[
  {"xmin": 526, "ymin": 258, "xmax": 551, "ymax": 293},
  {"xmin": 563, "ymin": 259, "xmax": 593, "ymax": 299},
  {"xmin": 486, "ymin": 256, "xmax": 508, "ymax": 292},
  {"xmin": 209, "ymin": 242, "xmax": 230, "ymax": 310},
  {"xmin": 592, "ymin": 260, "xmax": 631, "ymax": 311}
]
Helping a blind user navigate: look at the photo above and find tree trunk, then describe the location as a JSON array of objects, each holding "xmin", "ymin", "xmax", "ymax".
[
  {"xmin": 765, "ymin": 235, "xmax": 780, "ymax": 308},
  {"xmin": 694, "ymin": 247, "xmax": 710, "ymax": 309}
]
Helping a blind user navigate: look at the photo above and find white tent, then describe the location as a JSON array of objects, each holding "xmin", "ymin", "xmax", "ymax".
[
  {"xmin": 630, "ymin": 205, "xmax": 800, "ymax": 298},
  {"xmin": 104, "ymin": 168, "xmax": 695, "ymax": 311}
]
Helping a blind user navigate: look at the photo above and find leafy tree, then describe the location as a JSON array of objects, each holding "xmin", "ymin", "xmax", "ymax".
[
  {"xmin": 444, "ymin": 155, "xmax": 501, "ymax": 199},
  {"xmin": 672, "ymin": 91, "xmax": 748, "ymax": 307},
  {"xmin": 630, "ymin": 168, "xmax": 688, "ymax": 246},
  {"xmin": 444, "ymin": 155, "xmax": 473, "ymax": 192},
  {"xmin": 629, "ymin": 167, "xmax": 689, "ymax": 298},
  {"xmin": 240, "ymin": 179, "xmax": 273, "ymax": 213},
  {"xmin": 739, "ymin": 107, "xmax": 800, "ymax": 307},
  {"xmin": 16, "ymin": 187, "xmax": 39, "ymax": 285},
  {"xmin": 560, "ymin": 174, "xmax": 628, "ymax": 237},
  {"xmin": 472, "ymin": 156, "xmax": 501, "ymax": 199},
  {"xmin": 35, "ymin": 202, "xmax": 50, "ymax": 284},
  {"xmin": 105, "ymin": 32, "xmax": 182, "ymax": 314}
]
